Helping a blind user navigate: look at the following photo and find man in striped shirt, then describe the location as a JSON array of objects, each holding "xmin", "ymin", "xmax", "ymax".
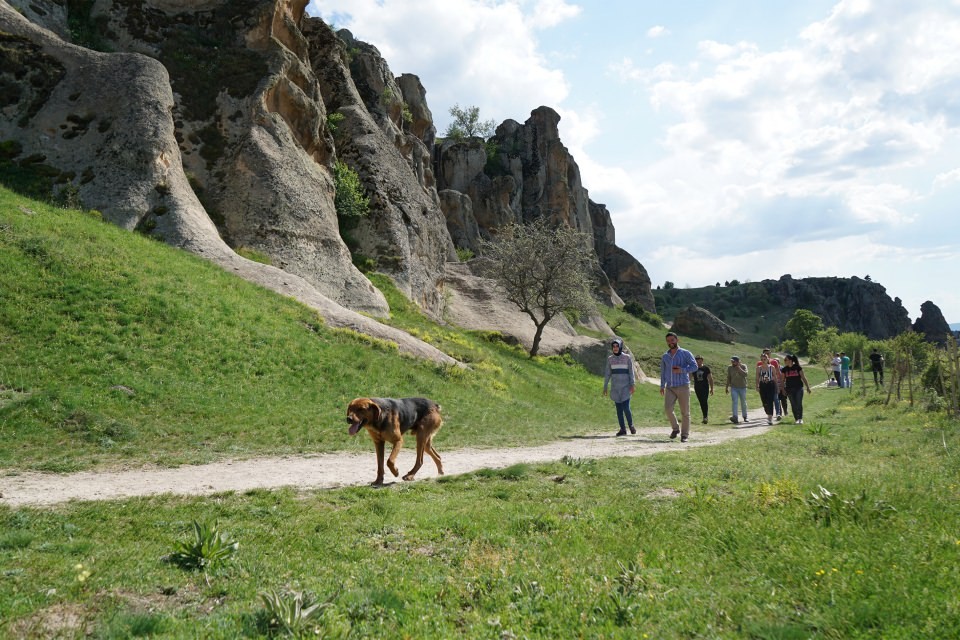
[{"xmin": 660, "ymin": 331, "xmax": 700, "ymax": 442}]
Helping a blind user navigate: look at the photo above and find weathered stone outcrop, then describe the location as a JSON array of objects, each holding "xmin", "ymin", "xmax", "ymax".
[
  {"xmin": 3, "ymin": 0, "xmax": 669, "ymax": 363},
  {"xmin": 0, "ymin": 0, "xmax": 461, "ymax": 363},
  {"xmin": 764, "ymin": 275, "xmax": 911, "ymax": 339},
  {"xmin": 434, "ymin": 107, "xmax": 655, "ymax": 311},
  {"xmin": 913, "ymin": 300, "xmax": 952, "ymax": 345},
  {"xmin": 672, "ymin": 305, "xmax": 739, "ymax": 343},
  {"xmin": 590, "ymin": 200, "xmax": 655, "ymax": 312},
  {"xmin": 305, "ymin": 23, "xmax": 455, "ymax": 316}
]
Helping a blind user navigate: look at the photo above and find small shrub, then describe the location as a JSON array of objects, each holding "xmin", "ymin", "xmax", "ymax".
[
  {"xmin": 259, "ymin": 589, "xmax": 336, "ymax": 638},
  {"xmin": 754, "ymin": 478, "xmax": 802, "ymax": 508},
  {"xmin": 326, "ymin": 112, "xmax": 345, "ymax": 135},
  {"xmin": 807, "ymin": 485, "xmax": 896, "ymax": 527},
  {"xmin": 456, "ymin": 247, "xmax": 474, "ymax": 262},
  {"xmin": 166, "ymin": 520, "xmax": 238, "ymax": 571}
]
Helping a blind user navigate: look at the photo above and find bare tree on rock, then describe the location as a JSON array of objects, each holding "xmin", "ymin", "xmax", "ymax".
[{"xmin": 478, "ymin": 218, "xmax": 596, "ymax": 357}]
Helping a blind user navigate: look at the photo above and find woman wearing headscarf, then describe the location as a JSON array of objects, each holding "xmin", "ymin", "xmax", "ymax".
[{"xmin": 603, "ymin": 337, "xmax": 636, "ymax": 436}]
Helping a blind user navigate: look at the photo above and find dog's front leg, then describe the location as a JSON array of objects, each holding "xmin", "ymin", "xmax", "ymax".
[
  {"xmin": 386, "ymin": 437, "xmax": 402, "ymax": 477},
  {"xmin": 373, "ymin": 439, "xmax": 386, "ymax": 485}
]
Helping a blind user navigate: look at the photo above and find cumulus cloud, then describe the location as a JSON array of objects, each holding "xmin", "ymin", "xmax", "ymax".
[
  {"xmin": 646, "ymin": 25, "xmax": 670, "ymax": 38},
  {"xmin": 307, "ymin": 0, "xmax": 574, "ymax": 130},
  {"xmin": 526, "ymin": 0, "xmax": 582, "ymax": 29}
]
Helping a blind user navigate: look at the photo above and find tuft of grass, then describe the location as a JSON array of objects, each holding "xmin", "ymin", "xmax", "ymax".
[{"xmin": 165, "ymin": 520, "xmax": 238, "ymax": 572}]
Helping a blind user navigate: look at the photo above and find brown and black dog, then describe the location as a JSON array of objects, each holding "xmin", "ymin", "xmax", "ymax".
[{"xmin": 346, "ymin": 397, "xmax": 444, "ymax": 486}]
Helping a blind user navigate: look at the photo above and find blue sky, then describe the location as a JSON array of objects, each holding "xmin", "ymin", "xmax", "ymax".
[{"xmin": 307, "ymin": 0, "xmax": 960, "ymax": 325}]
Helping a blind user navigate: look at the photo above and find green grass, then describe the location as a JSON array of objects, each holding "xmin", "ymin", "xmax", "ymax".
[
  {"xmin": 2, "ymin": 185, "xmax": 958, "ymax": 637},
  {"xmin": 1, "ymin": 395, "xmax": 957, "ymax": 638}
]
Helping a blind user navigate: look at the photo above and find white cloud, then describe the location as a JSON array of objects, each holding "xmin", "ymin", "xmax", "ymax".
[
  {"xmin": 646, "ymin": 25, "xmax": 670, "ymax": 38},
  {"xmin": 307, "ymin": 0, "xmax": 572, "ymax": 129},
  {"xmin": 934, "ymin": 167, "xmax": 960, "ymax": 188},
  {"xmin": 526, "ymin": 0, "xmax": 582, "ymax": 29}
]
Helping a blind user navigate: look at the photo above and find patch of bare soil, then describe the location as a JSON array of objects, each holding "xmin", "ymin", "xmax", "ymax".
[{"xmin": 1, "ymin": 412, "xmax": 775, "ymax": 508}]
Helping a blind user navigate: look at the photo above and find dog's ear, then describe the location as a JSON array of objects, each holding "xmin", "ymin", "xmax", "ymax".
[{"xmin": 369, "ymin": 400, "xmax": 382, "ymax": 423}]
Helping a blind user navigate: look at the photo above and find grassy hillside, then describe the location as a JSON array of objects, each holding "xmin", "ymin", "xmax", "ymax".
[
  {"xmin": 654, "ymin": 282, "xmax": 794, "ymax": 349},
  {"xmin": 2, "ymin": 186, "xmax": 959, "ymax": 638}
]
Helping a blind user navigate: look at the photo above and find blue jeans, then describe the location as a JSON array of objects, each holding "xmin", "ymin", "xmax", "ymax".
[
  {"xmin": 615, "ymin": 399, "xmax": 633, "ymax": 429},
  {"xmin": 841, "ymin": 370, "xmax": 851, "ymax": 388},
  {"xmin": 730, "ymin": 387, "xmax": 747, "ymax": 420}
]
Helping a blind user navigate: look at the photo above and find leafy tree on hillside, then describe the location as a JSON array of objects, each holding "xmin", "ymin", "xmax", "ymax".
[
  {"xmin": 478, "ymin": 218, "xmax": 596, "ymax": 357},
  {"xmin": 785, "ymin": 309, "xmax": 824, "ymax": 355}
]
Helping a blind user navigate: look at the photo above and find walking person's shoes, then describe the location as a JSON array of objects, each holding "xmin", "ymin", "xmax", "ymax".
[
  {"xmin": 742, "ymin": 415, "xmax": 748, "ymax": 422},
  {"xmin": 797, "ymin": 419, "xmax": 804, "ymax": 425},
  {"xmin": 670, "ymin": 429, "xmax": 680, "ymax": 439},
  {"xmin": 681, "ymin": 437, "xmax": 688, "ymax": 442},
  {"xmin": 629, "ymin": 426, "xmax": 636, "ymax": 435},
  {"xmin": 766, "ymin": 417, "xmax": 773, "ymax": 425},
  {"xmin": 729, "ymin": 416, "xmax": 739, "ymax": 424},
  {"xmin": 702, "ymin": 418, "xmax": 708, "ymax": 424},
  {"xmin": 616, "ymin": 429, "xmax": 627, "ymax": 436}
]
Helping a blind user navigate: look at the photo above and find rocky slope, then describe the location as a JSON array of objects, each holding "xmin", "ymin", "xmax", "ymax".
[{"xmin": 1, "ymin": 0, "xmax": 656, "ymax": 360}]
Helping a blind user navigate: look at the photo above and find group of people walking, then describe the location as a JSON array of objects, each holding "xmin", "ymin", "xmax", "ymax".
[{"xmin": 602, "ymin": 332, "xmax": 813, "ymax": 442}]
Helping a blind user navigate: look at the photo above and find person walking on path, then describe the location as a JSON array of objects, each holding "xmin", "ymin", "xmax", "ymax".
[
  {"xmin": 603, "ymin": 337, "xmax": 636, "ymax": 436},
  {"xmin": 869, "ymin": 348, "xmax": 885, "ymax": 387},
  {"xmin": 756, "ymin": 352, "xmax": 779, "ymax": 425},
  {"xmin": 840, "ymin": 352, "xmax": 852, "ymax": 388},
  {"xmin": 831, "ymin": 353, "xmax": 842, "ymax": 387},
  {"xmin": 725, "ymin": 356, "xmax": 749, "ymax": 424},
  {"xmin": 780, "ymin": 354, "xmax": 813, "ymax": 423},
  {"xmin": 758, "ymin": 348, "xmax": 784, "ymax": 420},
  {"xmin": 659, "ymin": 332, "xmax": 700, "ymax": 442},
  {"xmin": 692, "ymin": 355, "xmax": 714, "ymax": 424}
]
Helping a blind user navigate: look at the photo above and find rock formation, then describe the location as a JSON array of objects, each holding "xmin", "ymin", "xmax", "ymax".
[
  {"xmin": 672, "ymin": 305, "xmax": 739, "ymax": 343},
  {"xmin": 1, "ymin": 0, "xmax": 662, "ymax": 361},
  {"xmin": 434, "ymin": 107, "xmax": 654, "ymax": 310},
  {"xmin": 764, "ymin": 275, "xmax": 911, "ymax": 339},
  {"xmin": 913, "ymin": 300, "xmax": 952, "ymax": 345}
]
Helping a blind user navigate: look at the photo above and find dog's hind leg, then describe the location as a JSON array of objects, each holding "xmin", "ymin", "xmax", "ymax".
[
  {"xmin": 403, "ymin": 429, "xmax": 432, "ymax": 481},
  {"xmin": 425, "ymin": 439, "xmax": 444, "ymax": 475}
]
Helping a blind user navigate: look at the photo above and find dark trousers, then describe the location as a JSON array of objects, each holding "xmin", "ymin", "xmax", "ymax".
[
  {"xmin": 833, "ymin": 371, "xmax": 842, "ymax": 386},
  {"xmin": 615, "ymin": 399, "xmax": 633, "ymax": 429},
  {"xmin": 758, "ymin": 381, "xmax": 778, "ymax": 416},
  {"xmin": 786, "ymin": 388, "xmax": 804, "ymax": 421},
  {"xmin": 694, "ymin": 385, "xmax": 709, "ymax": 419},
  {"xmin": 873, "ymin": 366, "xmax": 884, "ymax": 386}
]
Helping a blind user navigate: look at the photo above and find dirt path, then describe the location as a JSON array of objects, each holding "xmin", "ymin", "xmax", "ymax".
[{"xmin": 0, "ymin": 412, "xmax": 775, "ymax": 507}]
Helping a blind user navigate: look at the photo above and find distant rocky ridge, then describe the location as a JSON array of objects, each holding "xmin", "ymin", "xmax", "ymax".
[
  {"xmin": 655, "ymin": 275, "xmax": 947, "ymax": 343},
  {"xmin": 0, "ymin": 0, "xmax": 652, "ymax": 361}
]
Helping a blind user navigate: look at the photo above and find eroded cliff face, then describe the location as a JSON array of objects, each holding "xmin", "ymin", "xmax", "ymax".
[
  {"xmin": 434, "ymin": 106, "xmax": 654, "ymax": 310},
  {"xmin": 304, "ymin": 24, "xmax": 455, "ymax": 315},
  {"xmin": 2, "ymin": 0, "xmax": 653, "ymax": 346},
  {"xmin": 767, "ymin": 275, "xmax": 911, "ymax": 339}
]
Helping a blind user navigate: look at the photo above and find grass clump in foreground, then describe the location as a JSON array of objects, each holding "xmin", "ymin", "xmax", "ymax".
[{"xmin": 1, "ymin": 393, "xmax": 958, "ymax": 637}]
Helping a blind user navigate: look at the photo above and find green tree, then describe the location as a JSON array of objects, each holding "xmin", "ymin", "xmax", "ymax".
[
  {"xmin": 444, "ymin": 104, "xmax": 496, "ymax": 141},
  {"xmin": 478, "ymin": 218, "xmax": 596, "ymax": 357},
  {"xmin": 333, "ymin": 160, "xmax": 369, "ymax": 226},
  {"xmin": 784, "ymin": 309, "xmax": 824, "ymax": 355},
  {"xmin": 808, "ymin": 327, "xmax": 840, "ymax": 368}
]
